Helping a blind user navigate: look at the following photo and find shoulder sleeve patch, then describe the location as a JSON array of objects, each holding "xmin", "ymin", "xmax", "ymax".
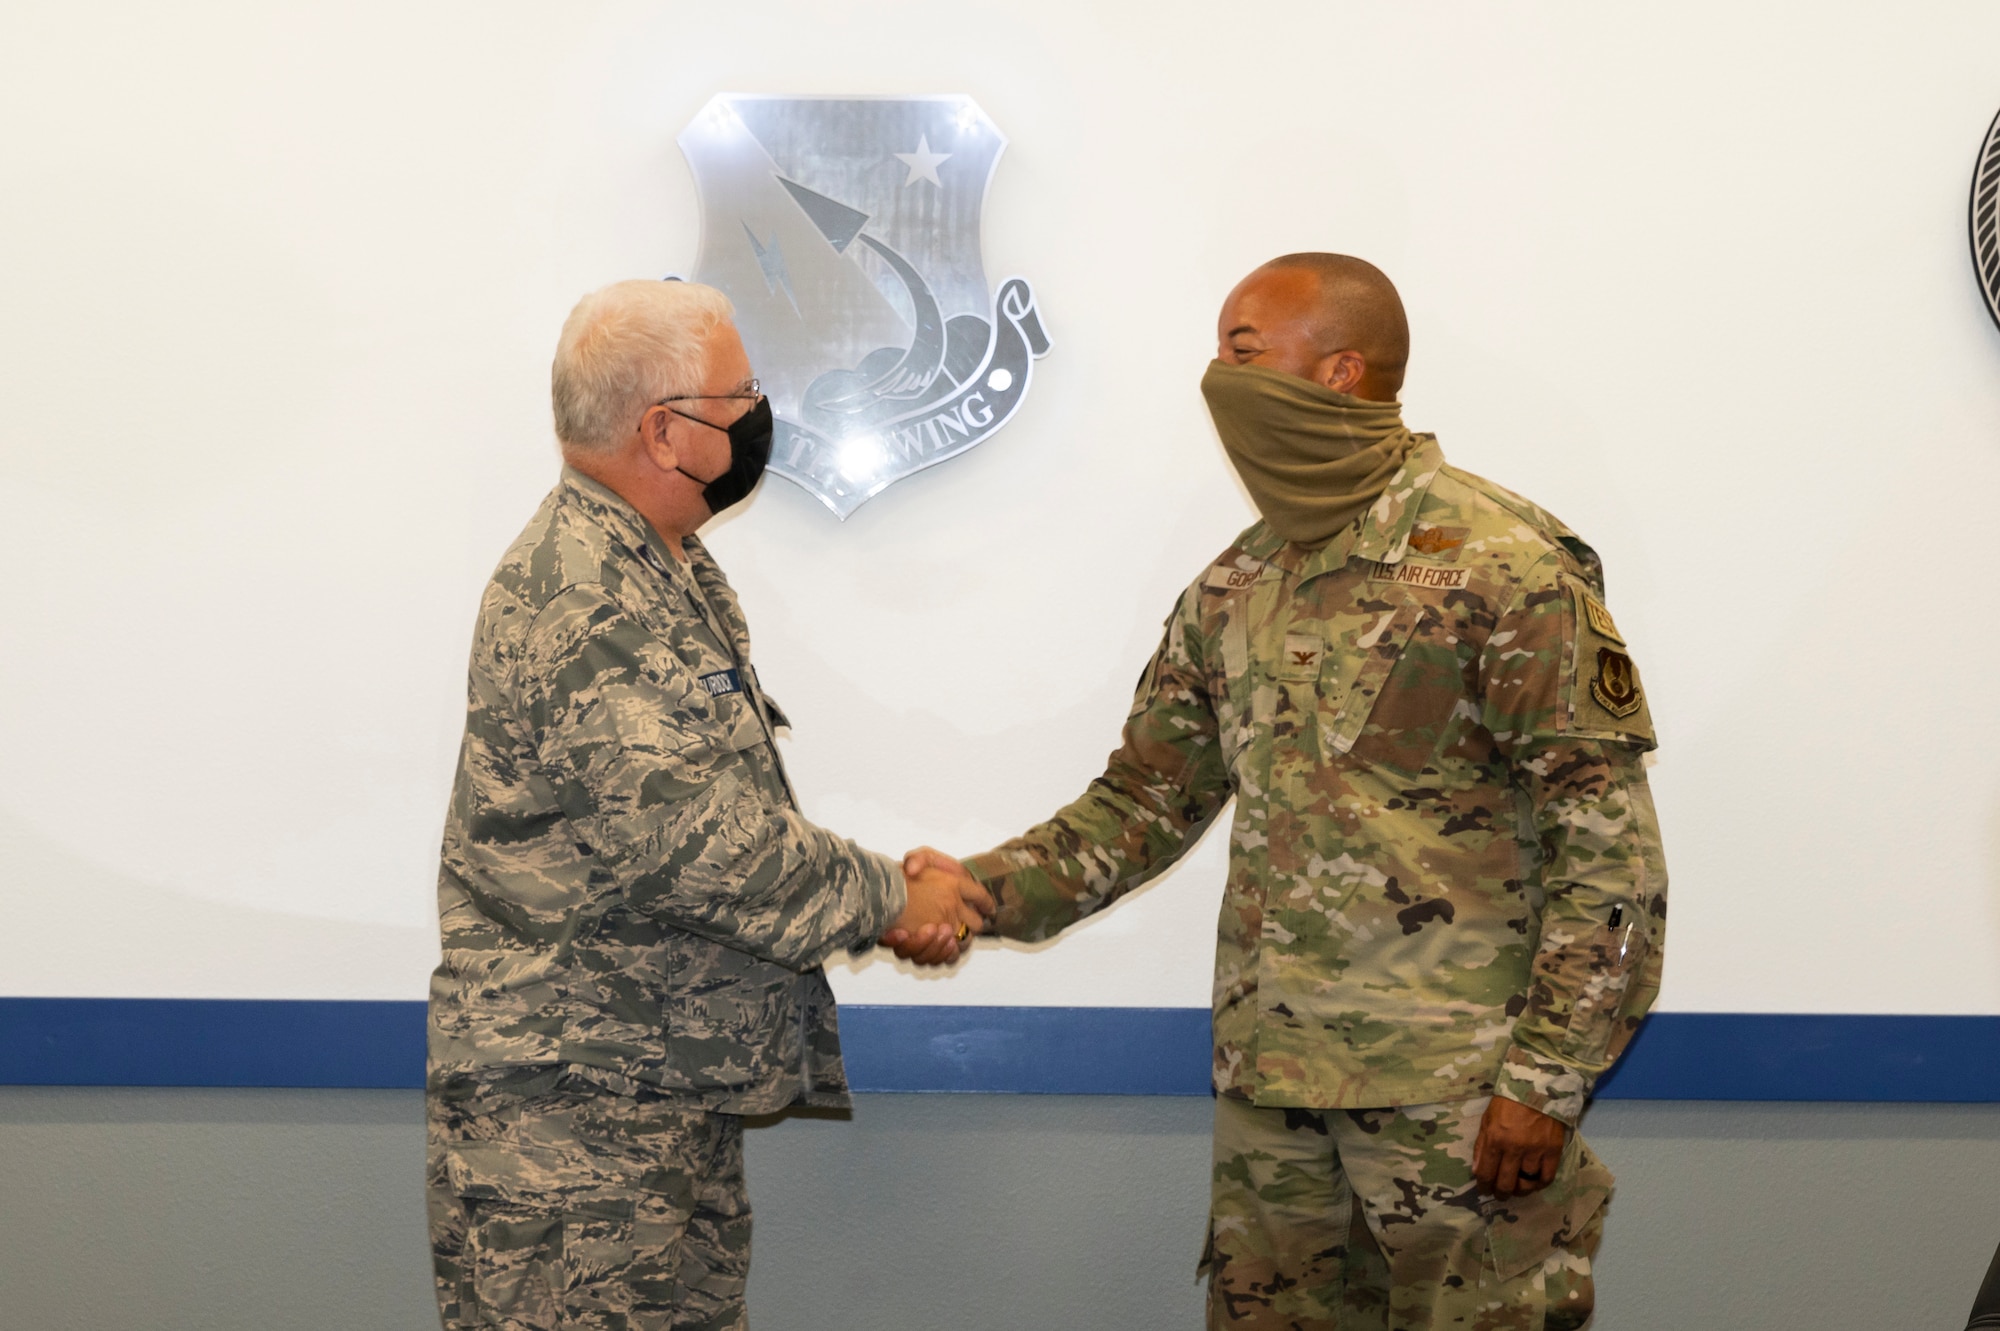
[{"xmin": 1590, "ymin": 649, "xmax": 1642, "ymax": 718}]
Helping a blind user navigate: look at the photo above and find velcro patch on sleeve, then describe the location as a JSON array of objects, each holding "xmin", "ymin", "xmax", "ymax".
[
  {"xmin": 1369, "ymin": 561, "xmax": 1471, "ymax": 590},
  {"xmin": 1564, "ymin": 578, "xmax": 1655, "ymax": 746}
]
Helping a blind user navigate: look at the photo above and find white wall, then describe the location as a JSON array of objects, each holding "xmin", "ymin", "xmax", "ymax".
[{"xmin": 2, "ymin": 0, "xmax": 1997, "ymax": 1013}]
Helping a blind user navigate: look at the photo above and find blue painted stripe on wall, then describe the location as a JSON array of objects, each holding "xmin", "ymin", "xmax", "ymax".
[
  {"xmin": 839, "ymin": 1004, "xmax": 1212, "ymax": 1094},
  {"xmin": 0, "ymin": 999, "xmax": 426, "ymax": 1090},
  {"xmin": 1, "ymin": 1000, "xmax": 1995, "ymax": 1101},
  {"xmin": 1590, "ymin": 1012, "xmax": 2000, "ymax": 1102}
]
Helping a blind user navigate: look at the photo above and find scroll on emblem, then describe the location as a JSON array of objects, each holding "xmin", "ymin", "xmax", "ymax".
[{"xmin": 678, "ymin": 95, "xmax": 1051, "ymax": 518}]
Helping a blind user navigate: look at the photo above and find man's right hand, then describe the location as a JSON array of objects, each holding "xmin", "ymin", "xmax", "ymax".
[{"xmin": 880, "ymin": 848, "xmax": 994, "ymax": 966}]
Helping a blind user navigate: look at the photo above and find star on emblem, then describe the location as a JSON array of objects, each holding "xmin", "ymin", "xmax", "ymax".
[{"xmin": 893, "ymin": 135, "xmax": 950, "ymax": 187}]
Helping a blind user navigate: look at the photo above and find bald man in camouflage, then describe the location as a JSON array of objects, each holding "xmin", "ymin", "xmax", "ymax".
[{"xmin": 901, "ymin": 254, "xmax": 1666, "ymax": 1329}]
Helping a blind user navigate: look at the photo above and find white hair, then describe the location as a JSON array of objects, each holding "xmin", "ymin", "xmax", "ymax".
[{"xmin": 551, "ymin": 279, "xmax": 735, "ymax": 452}]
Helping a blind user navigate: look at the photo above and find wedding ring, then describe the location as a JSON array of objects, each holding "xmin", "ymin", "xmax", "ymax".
[{"xmin": 955, "ymin": 923, "xmax": 970, "ymax": 943}]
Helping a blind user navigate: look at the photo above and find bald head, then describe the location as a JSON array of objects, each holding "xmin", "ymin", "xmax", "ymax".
[{"xmin": 1216, "ymin": 253, "xmax": 1409, "ymax": 400}]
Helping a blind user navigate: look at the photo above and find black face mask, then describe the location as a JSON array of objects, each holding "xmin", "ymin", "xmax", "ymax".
[{"xmin": 672, "ymin": 396, "xmax": 773, "ymax": 514}]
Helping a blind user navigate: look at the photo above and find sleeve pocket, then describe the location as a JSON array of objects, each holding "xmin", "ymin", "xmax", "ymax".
[{"xmin": 1564, "ymin": 579, "xmax": 1657, "ymax": 749}]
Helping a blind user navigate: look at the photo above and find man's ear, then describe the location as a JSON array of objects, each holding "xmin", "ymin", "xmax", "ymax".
[
  {"xmin": 1317, "ymin": 350, "xmax": 1367, "ymax": 394},
  {"xmin": 637, "ymin": 405, "xmax": 678, "ymax": 472}
]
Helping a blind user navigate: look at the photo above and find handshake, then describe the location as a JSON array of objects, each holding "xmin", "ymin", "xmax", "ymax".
[{"xmin": 878, "ymin": 847, "xmax": 993, "ymax": 967}]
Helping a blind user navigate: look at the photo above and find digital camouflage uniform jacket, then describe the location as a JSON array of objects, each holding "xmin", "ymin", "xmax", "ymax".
[
  {"xmin": 428, "ymin": 468, "xmax": 905, "ymax": 1114},
  {"xmin": 965, "ymin": 438, "xmax": 1666, "ymax": 1125}
]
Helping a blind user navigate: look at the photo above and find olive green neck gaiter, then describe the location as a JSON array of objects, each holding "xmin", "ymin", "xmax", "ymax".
[{"xmin": 1200, "ymin": 359, "xmax": 1419, "ymax": 548}]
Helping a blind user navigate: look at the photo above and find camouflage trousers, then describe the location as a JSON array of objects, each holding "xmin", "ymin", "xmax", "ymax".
[
  {"xmin": 427, "ymin": 1078, "xmax": 750, "ymax": 1331},
  {"xmin": 1201, "ymin": 1094, "xmax": 1613, "ymax": 1331}
]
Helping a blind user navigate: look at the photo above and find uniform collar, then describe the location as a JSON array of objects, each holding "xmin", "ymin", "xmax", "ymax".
[
  {"xmin": 1352, "ymin": 434, "xmax": 1445, "ymax": 563},
  {"xmin": 558, "ymin": 464, "xmax": 710, "ymax": 586},
  {"xmin": 1238, "ymin": 435, "xmax": 1447, "ymax": 577}
]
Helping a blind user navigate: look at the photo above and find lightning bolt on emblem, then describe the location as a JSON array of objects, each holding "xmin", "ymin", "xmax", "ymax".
[{"xmin": 740, "ymin": 223, "xmax": 800, "ymax": 318}]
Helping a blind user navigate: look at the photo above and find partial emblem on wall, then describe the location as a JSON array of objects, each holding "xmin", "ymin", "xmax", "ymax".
[
  {"xmin": 678, "ymin": 95, "xmax": 1050, "ymax": 518},
  {"xmin": 1973, "ymin": 106, "xmax": 2000, "ymax": 332}
]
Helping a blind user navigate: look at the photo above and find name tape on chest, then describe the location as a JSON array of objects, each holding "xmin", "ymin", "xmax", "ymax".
[
  {"xmin": 1203, "ymin": 562, "xmax": 1264, "ymax": 593},
  {"xmin": 699, "ymin": 668, "xmax": 744, "ymax": 698},
  {"xmin": 1368, "ymin": 561, "xmax": 1471, "ymax": 590}
]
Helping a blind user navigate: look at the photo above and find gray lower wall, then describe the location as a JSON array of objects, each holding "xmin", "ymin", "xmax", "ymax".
[{"xmin": 0, "ymin": 1089, "xmax": 1995, "ymax": 1330}]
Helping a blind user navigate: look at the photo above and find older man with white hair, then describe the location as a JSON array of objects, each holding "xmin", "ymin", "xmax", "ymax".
[{"xmin": 425, "ymin": 279, "xmax": 990, "ymax": 1331}]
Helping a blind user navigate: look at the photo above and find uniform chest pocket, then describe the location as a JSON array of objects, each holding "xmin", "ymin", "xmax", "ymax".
[
  {"xmin": 1212, "ymin": 611, "xmax": 1262, "ymax": 773},
  {"xmin": 719, "ymin": 693, "xmax": 768, "ymax": 754},
  {"xmin": 1316, "ymin": 602, "xmax": 1430, "ymax": 762}
]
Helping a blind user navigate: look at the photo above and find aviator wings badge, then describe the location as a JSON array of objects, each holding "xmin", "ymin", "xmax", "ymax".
[{"xmin": 678, "ymin": 95, "xmax": 1050, "ymax": 518}]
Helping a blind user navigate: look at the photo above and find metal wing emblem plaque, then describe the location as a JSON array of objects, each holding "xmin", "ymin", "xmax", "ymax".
[
  {"xmin": 679, "ymin": 95, "xmax": 1050, "ymax": 518},
  {"xmin": 1975, "ymin": 107, "xmax": 2000, "ymax": 333}
]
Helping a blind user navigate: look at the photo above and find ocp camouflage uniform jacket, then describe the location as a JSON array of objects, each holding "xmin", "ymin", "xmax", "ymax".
[
  {"xmin": 965, "ymin": 438, "xmax": 1666, "ymax": 1125},
  {"xmin": 428, "ymin": 468, "xmax": 905, "ymax": 1114}
]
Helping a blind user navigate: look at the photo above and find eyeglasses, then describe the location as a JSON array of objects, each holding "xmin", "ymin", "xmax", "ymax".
[{"xmin": 654, "ymin": 379, "xmax": 760, "ymax": 406}]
